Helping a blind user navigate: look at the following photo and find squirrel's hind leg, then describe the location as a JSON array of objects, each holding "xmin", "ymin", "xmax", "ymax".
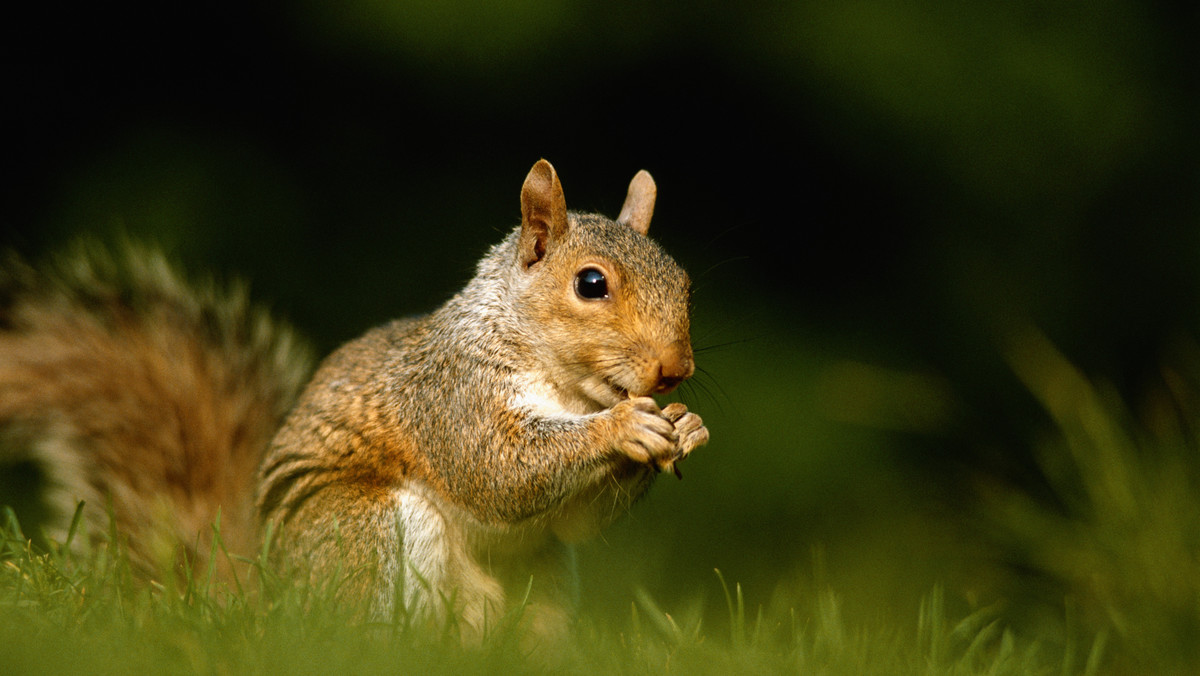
[{"xmin": 394, "ymin": 488, "xmax": 505, "ymax": 642}]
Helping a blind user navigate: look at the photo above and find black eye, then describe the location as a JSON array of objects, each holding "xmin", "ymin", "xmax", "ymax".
[{"xmin": 574, "ymin": 267, "xmax": 609, "ymax": 300}]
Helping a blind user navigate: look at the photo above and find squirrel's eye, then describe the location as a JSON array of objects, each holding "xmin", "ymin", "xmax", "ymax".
[{"xmin": 574, "ymin": 267, "xmax": 609, "ymax": 300}]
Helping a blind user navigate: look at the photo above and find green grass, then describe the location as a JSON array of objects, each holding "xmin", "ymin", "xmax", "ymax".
[
  {"xmin": 5, "ymin": 331, "xmax": 1200, "ymax": 674},
  {"xmin": 1, "ymin": 509, "xmax": 1095, "ymax": 675},
  {"xmin": 985, "ymin": 330, "xmax": 1200, "ymax": 674}
]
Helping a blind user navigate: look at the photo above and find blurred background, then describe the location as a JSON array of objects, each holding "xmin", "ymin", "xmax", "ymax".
[{"xmin": 4, "ymin": 0, "xmax": 1199, "ymax": 666}]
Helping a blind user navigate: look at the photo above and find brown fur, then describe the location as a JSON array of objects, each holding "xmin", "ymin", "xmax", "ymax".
[
  {"xmin": 258, "ymin": 161, "xmax": 708, "ymax": 642},
  {"xmin": 0, "ymin": 243, "xmax": 312, "ymax": 576}
]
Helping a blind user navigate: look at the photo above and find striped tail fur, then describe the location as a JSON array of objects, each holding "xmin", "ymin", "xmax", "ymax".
[{"xmin": 0, "ymin": 242, "xmax": 313, "ymax": 579}]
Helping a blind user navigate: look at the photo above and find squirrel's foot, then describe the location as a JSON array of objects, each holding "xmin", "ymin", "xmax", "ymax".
[{"xmin": 660, "ymin": 403, "xmax": 709, "ymax": 478}]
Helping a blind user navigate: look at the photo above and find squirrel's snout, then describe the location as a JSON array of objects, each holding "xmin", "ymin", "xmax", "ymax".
[{"xmin": 653, "ymin": 342, "xmax": 694, "ymax": 394}]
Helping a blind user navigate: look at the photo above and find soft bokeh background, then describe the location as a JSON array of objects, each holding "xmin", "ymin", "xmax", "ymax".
[{"xmin": 5, "ymin": 0, "xmax": 1198, "ymax": 661}]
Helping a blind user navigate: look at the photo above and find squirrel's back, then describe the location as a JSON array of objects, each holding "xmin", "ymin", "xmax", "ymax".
[{"xmin": 0, "ymin": 243, "xmax": 313, "ymax": 575}]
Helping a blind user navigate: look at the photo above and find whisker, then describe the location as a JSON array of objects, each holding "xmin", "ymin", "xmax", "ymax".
[
  {"xmin": 560, "ymin": 357, "xmax": 627, "ymax": 369},
  {"xmin": 685, "ymin": 367, "xmax": 731, "ymax": 415},
  {"xmin": 694, "ymin": 335, "xmax": 762, "ymax": 354},
  {"xmin": 694, "ymin": 255, "xmax": 752, "ymax": 283}
]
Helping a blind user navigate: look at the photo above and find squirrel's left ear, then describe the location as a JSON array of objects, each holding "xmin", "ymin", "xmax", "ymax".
[
  {"xmin": 519, "ymin": 159, "xmax": 569, "ymax": 268},
  {"xmin": 617, "ymin": 170, "xmax": 656, "ymax": 236}
]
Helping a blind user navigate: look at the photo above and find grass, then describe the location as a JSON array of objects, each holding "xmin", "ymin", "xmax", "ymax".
[
  {"xmin": 4, "ymin": 331, "xmax": 1200, "ymax": 674},
  {"xmin": 0, "ymin": 508, "xmax": 1096, "ymax": 675},
  {"xmin": 984, "ymin": 330, "xmax": 1200, "ymax": 674}
]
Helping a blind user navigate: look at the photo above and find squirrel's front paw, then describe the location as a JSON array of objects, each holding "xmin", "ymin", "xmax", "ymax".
[
  {"xmin": 660, "ymin": 403, "xmax": 709, "ymax": 477},
  {"xmin": 661, "ymin": 403, "xmax": 709, "ymax": 458},
  {"xmin": 610, "ymin": 396, "xmax": 678, "ymax": 468}
]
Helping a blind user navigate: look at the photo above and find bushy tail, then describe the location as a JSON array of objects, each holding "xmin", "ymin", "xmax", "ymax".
[{"xmin": 0, "ymin": 242, "xmax": 314, "ymax": 577}]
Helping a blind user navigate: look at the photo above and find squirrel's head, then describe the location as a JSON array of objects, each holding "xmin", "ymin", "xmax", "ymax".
[{"xmin": 513, "ymin": 159, "xmax": 694, "ymax": 411}]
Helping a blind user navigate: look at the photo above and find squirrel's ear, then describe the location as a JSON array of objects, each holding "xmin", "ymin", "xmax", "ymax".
[
  {"xmin": 616, "ymin": 170, "xmax": 656, "ymax": 236},
  {"xmin": 519, "ymin": 159, "xmax": 569, "ymax": 268}
]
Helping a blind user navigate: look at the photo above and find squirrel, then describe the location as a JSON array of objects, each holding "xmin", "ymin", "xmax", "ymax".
[{"xmin": 0, "ymin": 159, "xmax": 708, "ymax": 643}]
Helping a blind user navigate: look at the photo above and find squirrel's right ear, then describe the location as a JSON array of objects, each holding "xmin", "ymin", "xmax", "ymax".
[
  {"xmin": 519, "ymin": 159, "xmax": 569, "ymax": 268},
  {"xmin": 616, "ymin": 170, "xmax": 656, "ymax": 236}
]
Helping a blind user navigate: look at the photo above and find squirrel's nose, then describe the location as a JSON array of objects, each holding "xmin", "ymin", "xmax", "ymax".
[{"xmin": 653, "ymin": 342, "xmax": 694, "ymax": 394}]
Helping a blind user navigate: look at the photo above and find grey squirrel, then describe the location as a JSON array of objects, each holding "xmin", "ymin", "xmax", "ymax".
[{"xmin": 0, "ymin": 159, "xmax": 708, "ymax": 643}]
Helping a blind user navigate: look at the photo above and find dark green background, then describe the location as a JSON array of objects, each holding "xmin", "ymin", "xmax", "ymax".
[{"xmin": 5, "ymin": 0, "xmax": 1198, "ymax": 628}]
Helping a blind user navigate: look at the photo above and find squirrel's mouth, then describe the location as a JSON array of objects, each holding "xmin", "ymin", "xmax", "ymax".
[
  {"xmin": 605, "ymin": 378, "xmax": 652, "ymax": 403},
  {"xmin": 588, "ymin": 372, "xmax": 651, "ymax": 409},
  {"xmin": 596, "ymin": 378, "xmax": 635, "ymax": 407}
]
